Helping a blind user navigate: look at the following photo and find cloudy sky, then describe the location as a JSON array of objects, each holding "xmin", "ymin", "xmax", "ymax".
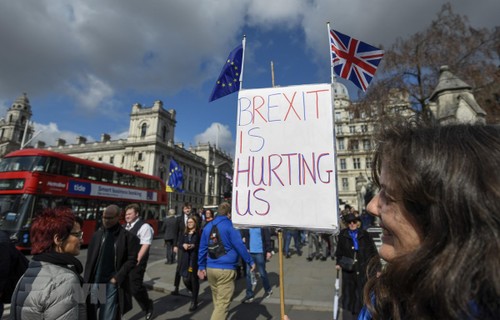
[{"xmin": 0, "ymin": 0, "xmax": 498, "ymax": 155}]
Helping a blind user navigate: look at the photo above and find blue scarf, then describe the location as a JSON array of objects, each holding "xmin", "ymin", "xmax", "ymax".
[{"xmin": 348, "ymin": 229, "xmax": 359, "ymax": 250}]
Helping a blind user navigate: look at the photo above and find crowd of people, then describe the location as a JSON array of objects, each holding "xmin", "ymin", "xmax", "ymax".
[{"xmin": 1, "ymin": 122, "xmax": 499, "ymax": 320}]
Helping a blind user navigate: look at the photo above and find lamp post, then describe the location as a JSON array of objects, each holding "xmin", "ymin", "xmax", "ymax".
[{"xmin": 134, "ymin": 164, "xmax": 142, "ymax": 172}]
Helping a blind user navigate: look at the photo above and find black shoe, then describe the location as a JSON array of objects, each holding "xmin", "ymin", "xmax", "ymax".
[
  {"xmin": 242, "ymin": 295, "xmax": 255, "ymax": 303},
  {"xmin": 286, "ymin": 253, "xmax": 291, "ymax": 259},
  {"xmin": 145, "ymin": 299, "xmax": 154, "ymax": 320},
  {"xmin": 297, "ymin": 251, "xmax": 303, "ymax": 257},
  {"xmin": 306, "ymin": 257, "xmax": 312, "ymax": 261},
  {"xmin": 320, "ymin": 256, "xmax": 327, "ymax": 261},
  {"xmin": 189, "ymin": 301, "xmax": 198, "ymax": 311},
  {"xmin": 171, "ymin": 289, "xmax": 179, "ymax": 296}
]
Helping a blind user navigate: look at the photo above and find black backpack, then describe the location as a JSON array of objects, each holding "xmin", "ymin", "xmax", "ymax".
[{"xmin": 207, "ymin": 222, "xmax": 227, "ymax": 259}]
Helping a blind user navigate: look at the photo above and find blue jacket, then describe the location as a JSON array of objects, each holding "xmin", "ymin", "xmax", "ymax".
[{"xmin": 198, "ymin": 216, "xmax": 253, "ymax": 271}]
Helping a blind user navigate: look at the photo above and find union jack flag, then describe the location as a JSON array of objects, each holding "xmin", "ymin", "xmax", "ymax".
[{"xmin": 329, "ymin": 29, "xmax": 384, "ymax": 91}]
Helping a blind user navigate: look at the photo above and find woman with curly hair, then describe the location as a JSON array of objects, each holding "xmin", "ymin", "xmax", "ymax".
[
  {"xmin": 11, "ymin": 207, "xmax": 86, "ymax": 319},
  {"xmin": 360, "ymin": 123, "xmax": 500, "ymax": 320}
]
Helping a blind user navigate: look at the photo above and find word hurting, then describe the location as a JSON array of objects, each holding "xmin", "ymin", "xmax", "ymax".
[{"xmin": 234, "ymin": 151, "xmax": 334, "ymax": 216}]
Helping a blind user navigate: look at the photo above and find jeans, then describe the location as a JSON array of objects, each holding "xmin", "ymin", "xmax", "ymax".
[
  {"xmin": 91, "ymin": 283, "xmax": 118, "ymax": 320},
  {"xmin": 245, "ymin": 253, "xmax": 271, "ymax": 297},
  {"xmin": 307, "ymin": 232, "xmax": 322, "ymax": 258},
  {"xmin": 284, "ymin": 229, "xmax": 302, "ymax": 255}
]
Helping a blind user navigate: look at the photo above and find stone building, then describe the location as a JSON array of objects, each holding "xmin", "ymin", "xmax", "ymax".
[{"xmin": 429, "ymin": 65, "xmax": 487, "ymax": 124}]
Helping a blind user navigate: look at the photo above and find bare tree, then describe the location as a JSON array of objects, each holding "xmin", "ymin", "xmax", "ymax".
[{"xmin": 357, "ymin": 3, "xmax": 500, "ymax": 123}]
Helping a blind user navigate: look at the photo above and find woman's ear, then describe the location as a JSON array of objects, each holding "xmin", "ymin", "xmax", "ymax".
[{"xmin": 53, "ymin": 234, "xmax": 63, "ymax": 250}]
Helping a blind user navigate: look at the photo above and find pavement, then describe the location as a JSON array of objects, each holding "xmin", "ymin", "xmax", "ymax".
[
  {"xmin": 2, "ymin": 237, "xmax": 341, "ymax": 320},
  {"xmin": 138, "ymin": 237, "xmax": 339, "ymax": 319}
]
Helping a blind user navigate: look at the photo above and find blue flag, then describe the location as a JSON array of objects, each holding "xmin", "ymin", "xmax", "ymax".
[
  {"xmin": 208, "ymin": 44, "xmax": 243, "ymax": 102},
  {"xmin": 167, "ymin": 159, "xmax": 183, "ymax": 192}
]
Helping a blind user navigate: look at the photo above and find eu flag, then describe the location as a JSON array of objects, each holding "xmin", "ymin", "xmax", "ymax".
[
  {"xmin": 208, "ymin": 44, "xmax": 243, "ymax": 102},
  {"xmin": 167, "ymin": 159, "xmax": 183, "ymax": 192}
]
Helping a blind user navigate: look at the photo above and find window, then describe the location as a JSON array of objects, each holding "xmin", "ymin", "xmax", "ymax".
[
  {"xmin": 140, "ymin": 123, "xmax": 147, "ymax": 138},
  {"xmin": 109, "ymin": 156, "xmax": 114, "ymax": 164},
  {"xmin": 351, "ymin": 140, "xmax": 359, "ymax": 150},
  {"xmin": 336, "ymin": 124, "xmax": 343, "ymax": 135},
  {"xmin": 342, "ymin": 178, "xmax": 349, "ymax": 190},
  {"xmin": 138, "ymin": 153, "xmax": 143, "ymax": 161},
  {"xmin": 363, "ymin": 139, "xmax": 371, "ymax": 150},
  {"xmin": 162, "ymin": 126, "xmax": 167, "ymax": 142},
  {"xmin": 366, "ymin": 157, "xmax": 372, "ymax": 169},
  {"xmin": 340, "ymin": 159, "xmax": 346, "ymax": 170},
  {"xmin": 353, "ymin": 158, "xmax": 361, "ymax": 169},
  {"xmin": 361, "ymin": 125, "xmax": 368, "ymax": 133},
  {"xmin": 335, "ymin": 111, "xmax": 342, "ymax": 122},
  {"xmin": 337, "ymin": 138, "xmax": 345, "ymax": 150},
  {"xmin": 349, "ymin": 126, "xmax": 355, "ymax": 133}
]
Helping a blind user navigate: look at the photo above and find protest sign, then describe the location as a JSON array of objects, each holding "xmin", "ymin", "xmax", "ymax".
[{"xmin": 231, "ymin": 83, "xmax": 338, "ymax": 232}]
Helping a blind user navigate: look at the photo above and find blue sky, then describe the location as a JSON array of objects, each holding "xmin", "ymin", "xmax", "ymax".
[{"xmin": 0, "ymin": 1, "xmax": 498, "ymax": 156}]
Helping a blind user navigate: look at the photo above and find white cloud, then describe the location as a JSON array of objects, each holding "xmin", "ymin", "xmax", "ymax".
[
  {"xmin": 66, "ymin": 73, "xmax": 117, "ymax": 114},
  {"xmin": 30, "ymin": 122, "xmax": 92, "ymax": 147},
  {"xmin": 194, "ymin": 122, "xmax": 234, "ymax": 156}
]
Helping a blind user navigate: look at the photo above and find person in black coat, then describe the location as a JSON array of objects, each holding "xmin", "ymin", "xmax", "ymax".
[
  {"xmin": 162, "ymin": 208, "xmax": 179, "ymax": 264},
  {"xmin": 335, "ymin": 213, "xmax": 379, "ymax": 320},
  {"xmin": 178, "ymin": 216, "xmax": 200, "ymax": 311},
  {"xmin": 84, "ymin": 204, "xmax": 140, "ymax": 320},
  {"xmin": 0, "ymin": 230, "xmax": 28, "ymax": 318},
  {"xmin": 172, "ymin": 203, "xmax": 192, "ymax": 295}
]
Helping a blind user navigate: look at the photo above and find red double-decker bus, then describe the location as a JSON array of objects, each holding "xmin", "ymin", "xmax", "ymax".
[{"xmin": 0, "ymin": 149, "xmax": 168, "ymax": 249}]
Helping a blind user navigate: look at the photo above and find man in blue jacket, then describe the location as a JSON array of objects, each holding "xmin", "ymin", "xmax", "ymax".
[{"xmin": 198, "ymin": 202, "xmax": 255, "ymax": 320}]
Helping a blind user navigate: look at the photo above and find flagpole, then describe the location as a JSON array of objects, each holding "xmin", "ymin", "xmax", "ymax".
[
  {"xmin": 327, "ymin": 22, "xmax": 336, "ymax": 85},
  {"xmin": 240, "ymin": 35, "xmax": 246, "ymax": 90}
]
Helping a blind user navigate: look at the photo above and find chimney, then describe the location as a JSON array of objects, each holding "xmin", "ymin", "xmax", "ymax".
[
  {"xmin": 101, "ymin": 133, "xmax": 111, "ymax": 143},
  {"xmin": 35, "ymin": 141, "xmax": 46, "ymax": 148},
  {"xmin": 56, "ymin": 138, "xmax": 66, "ymax": 147},
  {"xmin": 76, "ymin": 136, "xmax": 87, "ymax": 145}
]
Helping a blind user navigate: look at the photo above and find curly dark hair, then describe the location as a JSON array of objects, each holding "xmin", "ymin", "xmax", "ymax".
[{"xmin": 364, "ymin": 122, "xmax": 500, "ymax": 319}]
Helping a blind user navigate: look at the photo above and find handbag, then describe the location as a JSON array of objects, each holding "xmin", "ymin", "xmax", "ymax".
[{"xmin": 338, "ymin": 251, "xmax": 357, "ymax": 272}]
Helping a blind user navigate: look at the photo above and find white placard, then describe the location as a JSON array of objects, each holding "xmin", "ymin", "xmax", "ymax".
[{"xmin": 231, "ymin": 83, "xmax": 338, "ymax": 232}]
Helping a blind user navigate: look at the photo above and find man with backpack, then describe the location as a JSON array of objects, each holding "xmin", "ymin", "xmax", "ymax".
[{"xmin": 198, "ymin": 202, "xmax": 255, "ymax": 320}]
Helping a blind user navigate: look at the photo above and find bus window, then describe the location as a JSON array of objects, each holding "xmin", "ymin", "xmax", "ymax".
[
  {"xmin": 101, "ymin": 169, "xmax": 113, "ymax": 183},
  {"xmin": 62, "ymin": 161, "xmax": 79, "ymax": 178},
  {"xmin": 31, "ymin": 156, "xmax": 48, "ymax": 172},
  {"xmin": 81, "ymin": 165, "xmax": 99, "ymax": 180},
  {"xmin": 47, "ymin": 157, "xmax": 61, "ymax": 174}
]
